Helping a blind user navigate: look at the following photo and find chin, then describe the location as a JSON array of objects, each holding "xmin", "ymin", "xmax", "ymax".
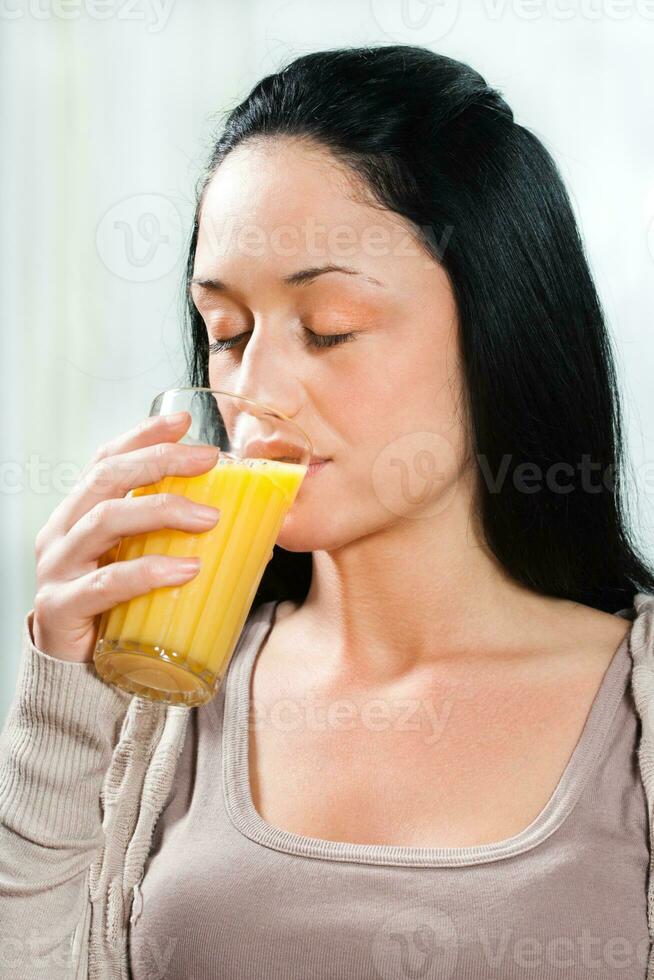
[
  {"xmin": 274, "ymin": 527, "xmax": 336, "ymax": 553},
  {"xmin": 277, "ymin": 501, "xmax": 387, "ymax": 553},
  {"xmin": 274, "ymin": 512, "xmax": 352, "ymax": 553}
]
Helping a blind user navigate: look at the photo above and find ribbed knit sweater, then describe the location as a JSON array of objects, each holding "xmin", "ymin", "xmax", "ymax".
[{"xmin": 2, "ymin": 594, "xmax": 654, "ymax": 978}]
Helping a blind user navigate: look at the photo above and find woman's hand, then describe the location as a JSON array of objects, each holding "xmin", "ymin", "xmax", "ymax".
[{"xmin": 32, "ymin": 411, "xmax": 222, "ymax": 663}]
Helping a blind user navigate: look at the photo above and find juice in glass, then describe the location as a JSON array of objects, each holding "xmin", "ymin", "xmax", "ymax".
[{"xmin": 94, "ymin": 454, "xmax": 306, "ymax": 706}]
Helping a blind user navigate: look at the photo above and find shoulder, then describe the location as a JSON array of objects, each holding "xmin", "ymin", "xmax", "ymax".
[
  {"xmin": 245, "ymin": 598, "xmax": 299, "ymax": 635},
  {"xmin": 627, "ymin": 594, "xmax": 654, "ymax": 844},
  {"xmin": 273, "ymin": 599, "xmax": 301, "ymax": 622},
  {"xmin": 617, "ymin": 591, "xmax": 654, "ymax": 793},
  {"xmin": 629, "ymin": 592, "xmax": 654, "ymax": 650},
  {"xmin": 627, "ymin": 592, "xmax": 654, "ymax": 712}
]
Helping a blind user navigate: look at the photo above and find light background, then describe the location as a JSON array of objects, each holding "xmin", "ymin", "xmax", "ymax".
[{"xmin": 1, "ymin": 0, "xmax": 653, "ymax": 723}]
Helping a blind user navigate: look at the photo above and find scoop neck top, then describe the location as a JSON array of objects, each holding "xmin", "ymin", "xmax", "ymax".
[{"xmin": 221, "ymin": 598, "xmax": 634, "ymax": 868}]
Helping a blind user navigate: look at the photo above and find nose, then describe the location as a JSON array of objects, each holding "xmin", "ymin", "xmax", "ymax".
[{"xmin": 229, "ymin": 319, "xmax": 302, "ymax": 423}]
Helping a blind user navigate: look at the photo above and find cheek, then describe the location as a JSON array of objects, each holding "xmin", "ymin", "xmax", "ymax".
[
  {"xmin": 208, "ymin": 358, "xmax": 239, "ymax": 393},
  {"xmin": 392, "ymin": 324, "xmax": 466, "ymax": 443},
  {"xmin": 340, "ymin": 331, "xmax": 468, "ymax": 498},
  {"xmin": 338, "ymin": 331, "xmax": 464, "ymax": 439}
]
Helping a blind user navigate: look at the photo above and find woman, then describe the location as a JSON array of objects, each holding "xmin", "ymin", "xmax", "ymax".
[{"xmin": 2, "ymin": 45, "xmax": 654, "ymax": 979}]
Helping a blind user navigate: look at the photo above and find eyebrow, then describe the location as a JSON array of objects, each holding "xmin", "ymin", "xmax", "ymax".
[{"xmin": 189, "ymin": 263, "xmax": 386, "ymax": 292}]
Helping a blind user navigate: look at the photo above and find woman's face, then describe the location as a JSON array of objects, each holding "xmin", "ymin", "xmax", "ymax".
[{"xmin": 190, "ymin": 137, "xmax": 473, "ymax": 553}]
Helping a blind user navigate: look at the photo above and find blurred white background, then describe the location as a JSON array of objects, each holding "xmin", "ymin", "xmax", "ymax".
[{"xmin": 1, "ymin": 0, "xmax": 653, "ymax": 722}]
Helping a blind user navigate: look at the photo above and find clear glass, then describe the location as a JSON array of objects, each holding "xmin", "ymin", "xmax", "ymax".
[{"xmin": 93, "ymin": 387, "xmax": 312, "ymax": 707}]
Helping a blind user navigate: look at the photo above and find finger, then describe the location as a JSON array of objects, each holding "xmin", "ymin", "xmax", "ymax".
[
  {"xmin": 38, "ymin": 553, "xmax": 203, "ymax": 623},
  {"xmin": 85, "ymin": 411, "xmax": 192, "ymax": 473},
  {"xmin": 44, "ymin": 412, "xmax": 193, "ymax": 546},
  {"xmin": 97, "ymin": 543, "xmax": 121, "ymax": 569},
  {"xmin": 48, "ymin": 493, "xmax": 220, "ymax": 573},
  {"xmin": 53, "ymin": 440, "xmax": 221, "ymax": 537}
]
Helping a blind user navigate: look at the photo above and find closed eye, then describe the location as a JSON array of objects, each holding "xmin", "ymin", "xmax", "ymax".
[{"xmin": 208, "ymin": 327, "xmax": 358, "ymax": 354}]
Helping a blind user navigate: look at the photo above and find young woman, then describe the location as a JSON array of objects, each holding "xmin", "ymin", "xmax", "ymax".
[{"xmin": 3, "ymin": 45, "xmax": 654, "ymax": 979}]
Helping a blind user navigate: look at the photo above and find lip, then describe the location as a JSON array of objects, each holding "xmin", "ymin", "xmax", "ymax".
[
  {"xmin": 306, "ymin": 458, "xmax": 330, "ymax": 477},
  {"xmin": 241, "ymin": 437, "xmax": 309, "ymax": 462}
]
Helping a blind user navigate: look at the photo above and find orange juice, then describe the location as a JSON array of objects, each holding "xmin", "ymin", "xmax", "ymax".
[{"xmin": 93, "ymin": 455, "xmax": 306, "ymax": 706}]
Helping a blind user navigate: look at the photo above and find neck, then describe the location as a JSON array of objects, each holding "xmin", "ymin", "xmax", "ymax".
[{"xmin": 295, "ymin": 487, "xmax": 571, "ymax": 681}]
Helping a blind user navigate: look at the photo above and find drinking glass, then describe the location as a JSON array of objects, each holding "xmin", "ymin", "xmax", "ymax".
[{"xmin": 93, "ymin": 387, "xmax": 312, "ymax": 706}]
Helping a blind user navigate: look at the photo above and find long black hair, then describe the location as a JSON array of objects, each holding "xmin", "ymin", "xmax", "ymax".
[{"xmin": 180, "ymin": 44, "xmax": 654, "ymax": 614}]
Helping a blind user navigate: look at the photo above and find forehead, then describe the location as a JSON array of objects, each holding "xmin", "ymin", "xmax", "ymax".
[
  {"xmin": 194, "ymin": 137, "xmax": 419, "ymax": 281},
  {"xmin": 200, "ymin": 137, "xmax": 363, "ymax": 227}
]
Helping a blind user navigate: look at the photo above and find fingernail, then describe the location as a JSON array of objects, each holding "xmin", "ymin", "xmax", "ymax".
[
  {"xmin": 189, "ymin": 444, "xmax": 220, "ymax": 459},
  {"xmin": 189, "ymin": 503, "xmax": 221, "ymax": 524},
  {"xmin": 176, "ymin": 557, "xmax": 202, "ymax": 575},
  {"xmin": 162, "ymin": 411, "xmax": 189, "ymax": 425}
]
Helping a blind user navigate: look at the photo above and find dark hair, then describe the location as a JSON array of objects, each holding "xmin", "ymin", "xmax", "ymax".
[{"xmin": 181, "ymin": 44, "xmax": 654, "ymax": 614}]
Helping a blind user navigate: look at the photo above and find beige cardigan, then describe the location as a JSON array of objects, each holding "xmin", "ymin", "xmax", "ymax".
[{"xmin": 1, "ymin": 594, "xmax": 654, "ymax": 979}]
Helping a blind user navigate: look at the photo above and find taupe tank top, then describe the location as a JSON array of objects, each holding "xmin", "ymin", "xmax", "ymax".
[{"xmin": 129, "ymin": 599, "xmax": 650, "ymax": 979}]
